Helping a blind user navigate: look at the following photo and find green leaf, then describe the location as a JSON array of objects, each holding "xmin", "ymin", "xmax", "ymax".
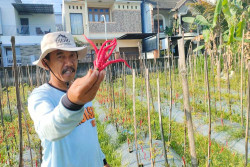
[
  {"xmin": 222, "ymin": 0, "xmax": 232, "ymax": 25},
  {"xmin": 182, "ymin": 17, "xmax": 195, "ymax": 24},
  {"xmin": 228, "ymin": 25, "xmax": 235, "ymax": 44},
  {"xmin": 203, "ymin": 29, "xmax": 210, "ymax": 43},
  {"xmin": 213, "ymin": 0, "xmax": 223, "ymax": 28},
  {"xmin": 195, "ymin": 15, "xmax": 211, "ymax": 27},
  {"xmin": 235, "ymin": 37, "xmax": 250, "ymax": 43},
  {"xmin": 193, "ymin": 45, "xmax": 205, "ymax": 52},
  {"xmin": 236, "ymin": 19, "xmax": 246, "ymax": 37}
]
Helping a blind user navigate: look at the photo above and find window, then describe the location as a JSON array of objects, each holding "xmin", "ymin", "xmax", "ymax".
[
  {"xmin": 80, "ymin": 6, "xmax": 82, "ymax": 10},
  {"xmin": 70, "ymin": 13, "xmax": 83, "ymax": 35},
  {"xmin": 88, "ymin": 8, "xmax": 110, "ymax": 22},
  {"xmin": 135, "ymin": 6, "xmax": 137, "ymax": 9},
  {"xmin": 5, "ymin": 47, "xmax": 21, "ymax": 66},
  {"xmin": 69, "ymin": 5, "xmax": 71, "ymax": 9},
  {"xmin": 20, "ymin": 18, "xmax": 29, "ymax": 35},
  {"xmin": 73, "ymin": 6, "xmax": 74, "ymax": 9},
  {"xmin": 127, "ymin": 6, "xmax": 129, "ymax": 9},
  {"xmin": 118, "ymin": 5, "xmax": 120, "ymax": 9},
  {"xmin": 154, "ymin": 19, "xmax": 164, "ymax": 33},
  {"xmin": 131, "ymin": 6, "xmax": 133, "ymax": 9},
  {"xmin": 76, "ymin": 6, "xmax": 78, "ymax": 9}
]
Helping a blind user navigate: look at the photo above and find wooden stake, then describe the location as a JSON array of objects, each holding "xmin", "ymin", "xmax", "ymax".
[
  {"xmin": 178, "ymin": 32, "xmax": 198, "ymax": 166},
  {"xmin": 157, "ymin": 75, "xmax": 168, "ymax": 165},
  {"xmin": 241, "ymin": 30, "xmax": 245, "ymax": 127},
  {"xmin": 167, "ymin": 36, "xmax": 173, "ymax": 143},
  {"xmin": 27, "ymin": 65, "xmax": 33, "ymax": 88},
  {"xmin": 36, "ymin": 66, "xmax": 40, "ymax": 87},
  {"xmin": 11, "ymin": 36, "xmax": 23, "ymax": 167},
  {"xmin": 204, "ymin": 51, "xmax": 212, "ymax": 167},
  {"xmin": 245, "ymin": 54, "xmax": 250, "ymax": 167},
  {"xmin": 4, "ymin": 70, "xmax": 13, "ymax": 121},
  {"xmin": 133, "ymin": 70, "xmax": 139, "ymax": 166},
  {"xmin": 146, "ymin": 69, "xmax": 154, "ymax": 167}
]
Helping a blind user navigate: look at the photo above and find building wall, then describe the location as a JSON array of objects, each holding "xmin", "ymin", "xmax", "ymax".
[
  {"xmin": 0, "ymin": 0, "xmax": 18, "ymax": 35},
  {"xmin": 16, "ymin": 14, "xmax": 56, "ymax": 35},
  {"xmin": 64, "ymin": 2, "xmax": 86, "ymax": 35},
  {"xmin": 89, "ymin": 10, "xmax": 141, "ymax": 33},
  {"xmin": 142, "ymin": 2, "xmax": 153, "ymax": 33},
  {"xmin": 20, "ymin": 45, "xmax": 41, "ymax": 65}
]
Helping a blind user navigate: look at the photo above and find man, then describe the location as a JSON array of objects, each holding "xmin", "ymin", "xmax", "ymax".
[{"xmin": 28, "ymin": 32, "xmax": 109, "ymax": 167}]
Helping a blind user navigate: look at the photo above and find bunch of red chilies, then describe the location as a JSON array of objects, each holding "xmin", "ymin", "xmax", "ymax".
[{"xmin": 83, "ymin": 35, "xmax": 131, "ymax": 72}]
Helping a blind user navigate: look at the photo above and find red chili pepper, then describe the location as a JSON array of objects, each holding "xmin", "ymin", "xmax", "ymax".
[
  {"xmin": 83, "ymin": 35, "xmax": 131, "ymax": 71},
  {"xmin": 220, "ymin": 146, "xmax": 224, "ymax": 153},
  {"xmin": 141, "ymin": 145, "xmax": 144, "ymax": 152},
  {"xmin": 182, "ymin": 157, "xmax": 186, "ymax": 165}
]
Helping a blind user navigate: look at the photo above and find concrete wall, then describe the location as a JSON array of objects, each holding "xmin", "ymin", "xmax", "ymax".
[
  {"xmin": 20, "ymin": 45, "xmax": 41, "ymax": 65},
  {"xmin": 0, "ymin": 0, "xmax": 18, "ymax": 35},
  {"xmin": 89, "ymin": 10, "xmax": 141, "ymax": 33},
  {"xmin": 64, "ymin": 2, "xmax": 85, "ymax": 34}
]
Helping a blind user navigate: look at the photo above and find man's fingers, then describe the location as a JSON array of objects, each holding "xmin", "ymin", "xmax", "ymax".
[
  {"xmin": 77, "ymin": 69, "xmax": 99, "ymax": 91},
  {"xmin": 85, "ymin": 70, "xmax": 105, "ymax": 98}
]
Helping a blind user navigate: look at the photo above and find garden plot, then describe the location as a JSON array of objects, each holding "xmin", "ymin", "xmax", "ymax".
[{"xmin": 93, "ymin": 100, "xmax": 183, "ymax": 166}]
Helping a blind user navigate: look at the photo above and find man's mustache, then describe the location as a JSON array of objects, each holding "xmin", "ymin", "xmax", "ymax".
[{"xmin": 62, "ymin": 67, "xmax": 76, "ymax": 74}]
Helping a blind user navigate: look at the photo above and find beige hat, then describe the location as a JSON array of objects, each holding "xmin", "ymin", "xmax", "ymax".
[{"xmin": 33, "ymin": 31, "xmax": 87, "ymax": 69}]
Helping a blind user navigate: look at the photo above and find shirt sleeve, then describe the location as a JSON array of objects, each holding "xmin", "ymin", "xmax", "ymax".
[{"xmin": 28, "ymin": 92, "xmax": 84, "ymax": 141}]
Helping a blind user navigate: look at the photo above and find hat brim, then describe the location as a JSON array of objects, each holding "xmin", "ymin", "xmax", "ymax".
[{"xmin": 33, "ymin": 46, "xmax": 88, "ymax": 69}]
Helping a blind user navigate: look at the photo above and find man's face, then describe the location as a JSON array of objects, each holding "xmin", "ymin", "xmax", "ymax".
[{"xmin": 45, "ymin": 50, "xmax": 78, "ymax": 83}]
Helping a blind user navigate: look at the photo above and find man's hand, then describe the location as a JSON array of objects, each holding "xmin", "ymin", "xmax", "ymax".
[
  {"xmin": 104, "ymin": 164, "xmax": 110, "ymax": 167},
  {"xmin": 67, "ymin": 69, "xmax": 105, "ymax": 105}
]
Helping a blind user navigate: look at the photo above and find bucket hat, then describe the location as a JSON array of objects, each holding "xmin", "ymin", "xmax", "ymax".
[{"xmin": 33, "ymin": 31, "xmax": 87, "ymax": 69}]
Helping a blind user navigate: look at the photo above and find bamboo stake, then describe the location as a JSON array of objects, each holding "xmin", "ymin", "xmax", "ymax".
[
  {"xmin": 4, "ymin": 70, "xmax": 13, "ymax": 122},
  {"xmin": 11, "ymin": 36, "xmax": 23, "ymax": 167},
  {"xmin": 218, "ymin": 34, "xmax": 222, "ymax": 125},
  {"xmin": 204, "ymin": 51, "xmax": 212, "ymax": 167},
  {"xmin": 22, "ymin": 108, "xmax": 34, "ymax": 167},
  {"xmin": 20, "ymin": 67, "xmax": 25, "ymax": 101},
  {"xmin": 241, "ymin": 30, "xmax": 245, "ymax": 127},
  {"xmin": 245, "ymin": 55, "xmax": 250, "ymax": 167},
  {"xmin": 226, "ymin": 48, "xmax": 231, "ymax": 121},
  {"xmin": 146, "ymin": 69, "xmax": 154, "ymax": 167},
  {"xmin": 157, "ymin": 75, "xmax": 168, "ymax": 165},
  {"xmin": 36, "ymin": 66, "xmax": 40, "ymax": 87},
  {"xmin": 27, "ymin": 65, "xmax": 33, "ymax": 88},
  {"xmin": 133, "ymin": 70, "xmax": 139, "ymax": 166},
  {"xmin": 167, "ymin": 36, "xmax": 173, "ymax": 143},
  {"xmin": 178, "ymin": 32, "xmax": 198, "ymax": 166},
  {"xmin": 20, "ymin": 68, "xmax": 34, "ymax": 167}
]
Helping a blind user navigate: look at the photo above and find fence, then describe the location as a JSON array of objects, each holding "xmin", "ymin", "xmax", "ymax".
[{"xmin": 0, "ymin": 57, "xmax": 178, "ymax": 87}]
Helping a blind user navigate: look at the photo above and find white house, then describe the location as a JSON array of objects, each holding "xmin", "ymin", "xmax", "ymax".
[{"xmin": 0, "ymin": 0, "xmax": 59, "ymax": 67}]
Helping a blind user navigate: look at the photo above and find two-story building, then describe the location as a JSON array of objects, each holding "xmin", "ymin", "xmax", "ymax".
[
  {"xmin": 63, "ymin": 0, "xmax": 155, "ymax": 61},
  {"xmin": 0, "ymin": 0, "xmax": 60, "ymax": 67},
  {"xmin": 141, "ymin": 0, "xmax": 198, "ymax": 58}
]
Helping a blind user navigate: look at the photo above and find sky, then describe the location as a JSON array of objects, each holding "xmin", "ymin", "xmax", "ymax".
[{"xmin": 21, "ymin": 0, "xmax": 62, "ymax": 13}]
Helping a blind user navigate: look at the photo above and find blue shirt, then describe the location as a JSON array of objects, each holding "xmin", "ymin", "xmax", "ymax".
[{"xmin": 28, "ymin": 83, "xmax": 105, "ymax": 167}]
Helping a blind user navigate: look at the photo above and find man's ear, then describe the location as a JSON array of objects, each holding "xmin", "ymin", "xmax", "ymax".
[{"xmin": 42, "ymin": 59, "xmax": 50, "ymax": 71}]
